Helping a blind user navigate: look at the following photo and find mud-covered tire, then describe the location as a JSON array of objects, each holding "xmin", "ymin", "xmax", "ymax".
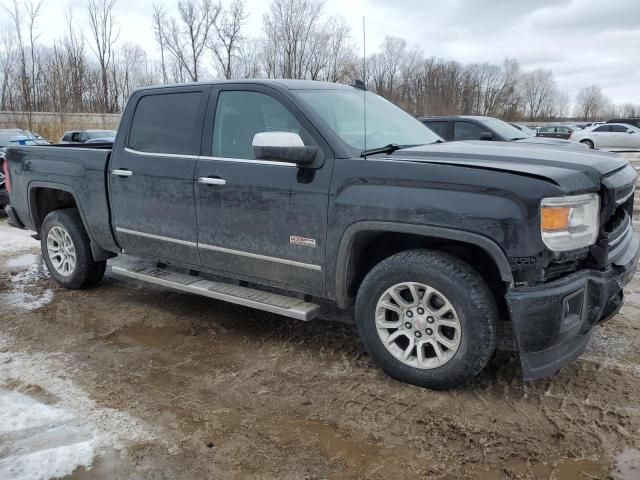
[
  {"xmin": 355, "ymin": 249, "xmax": 497, "ymax": 390},
  {"xmin": 41, "ymin": 208, "xmax": 106, "ymax": 289},
  {"xmin": 580, "ymin": 139, "xmax": 595, "ymax": 149}
]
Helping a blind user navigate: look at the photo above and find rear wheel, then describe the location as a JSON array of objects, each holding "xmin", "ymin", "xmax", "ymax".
[
  {"xmin": 41, "ymin": 209, "xmax": 106, "ymax": 289},
  {"xmin": 355, "ymin": 249, "xmax": 497, "ymax": 389},
  {"xmin": 580, "ymin": 139, "xmax": 594, "ymax": 149}
]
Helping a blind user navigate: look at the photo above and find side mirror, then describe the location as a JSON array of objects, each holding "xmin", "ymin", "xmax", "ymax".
[
  {"xmin": 252, "ymin": 132, "xmax": 318, "ymax": 166},
  {"xmin": 628, "ymin": 130, "xmax": 635, "ymax": 134},
  {"xmin": 479, "ymin": 131, "xmax": 494, "ymax": 140}
]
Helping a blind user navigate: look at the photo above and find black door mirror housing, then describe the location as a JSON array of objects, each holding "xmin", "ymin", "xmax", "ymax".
[{"xmin": 252, "ymin": 132, "xmax": 318, "ymax": 165}]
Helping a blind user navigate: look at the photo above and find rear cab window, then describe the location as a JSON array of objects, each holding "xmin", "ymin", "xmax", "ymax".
[{"xmin": 128, "ymin": 91, "xmax": 203, "ymax": 156}]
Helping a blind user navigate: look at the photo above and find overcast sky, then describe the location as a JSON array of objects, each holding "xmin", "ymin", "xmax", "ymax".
[{"xmin": 7, "ymin": 0, "xmax": 640, "ymax": 105}]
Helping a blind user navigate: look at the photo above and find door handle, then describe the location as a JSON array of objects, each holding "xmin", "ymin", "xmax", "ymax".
[
  {"xmin": 112, "ymin": 169, "xmax": 133, "ymax": 177},
  {"xmin": 198, "ymin": 177, "xmax": 226, "ymax": 186}
]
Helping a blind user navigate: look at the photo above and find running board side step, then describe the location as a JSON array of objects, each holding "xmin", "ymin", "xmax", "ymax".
[{"xmin": 110, "ymin": 258, "xmax": 320, "ymax": 321}]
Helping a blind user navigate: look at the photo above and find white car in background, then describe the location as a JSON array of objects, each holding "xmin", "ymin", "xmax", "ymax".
[{"xmin": 570, "ymin": 123, "xmax": 640, "ymax": 151}]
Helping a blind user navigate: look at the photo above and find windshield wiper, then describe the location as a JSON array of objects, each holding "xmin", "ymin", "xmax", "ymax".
[{"xmin": 361, "ymin": 143, "xmax": 425, "ymax": 157}]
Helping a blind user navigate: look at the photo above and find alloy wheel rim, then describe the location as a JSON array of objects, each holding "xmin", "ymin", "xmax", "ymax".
[
  {"xmin": 375, "ymin": 282, "xmax": 462, "ymax": 369},
  {"xmin": 47, "ymin": 226, "xmax": 77, "ymax": 277}
]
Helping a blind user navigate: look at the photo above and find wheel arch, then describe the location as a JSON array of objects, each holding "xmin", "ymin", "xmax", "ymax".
[
  {"xmin": 28, "ymin": 181, "xmax": 114, "ymax": 262},
  {"xmin": 334, "ymin": 221, "xmax": 514, "ymax": 309}
]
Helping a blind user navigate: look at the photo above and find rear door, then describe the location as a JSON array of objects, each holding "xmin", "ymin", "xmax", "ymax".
[
  {"xmin": 609, "ymin": 124, "xmax": 630, "ymax": 148},
  {"xmin": 453, "ymin": 121, "xmax": 486, "ymax": 141},
  {"xmin": 555, "ymin": 127, "xmax": 571, "ymax": 139},
  {"xmin": 109, "ymin": 86, "xmax": 209, "ymax": 265},
  {"xmin": 536, "ymin": 127, "xmax": 551, "ymax": 138},
  {"xmin": 194, "ymin": 85, "xmax": 332, "ymax": 293},
  {"xmin": 423, "ymin": 121, "xmax": 451, "ymax": 141},
  {"xmin": 591, "ymin": 125, "xmax": 611, "ymax": 148}
]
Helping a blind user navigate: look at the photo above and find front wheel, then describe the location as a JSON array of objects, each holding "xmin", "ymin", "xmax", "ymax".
[
  {"xmin": 580, "ymin": 139, "xmax": 595, "ymax": 149},
  {"xmin": 41, "ymin": 209, "xmax": 106, "ymax": 289},
  {"xmin": 355, "ymin": 250, "xmax": 497, "ymax": 389}
]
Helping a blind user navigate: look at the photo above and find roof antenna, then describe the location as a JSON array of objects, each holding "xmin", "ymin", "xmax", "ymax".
[{"xmin": 362, "ymin": 16, "xmax": 367, "ymax": 158}]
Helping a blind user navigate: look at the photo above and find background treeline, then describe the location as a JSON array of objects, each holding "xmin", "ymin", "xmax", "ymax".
[{"xmin": 1, "ymin": 0, "xmax": 639, "ymax": 125}]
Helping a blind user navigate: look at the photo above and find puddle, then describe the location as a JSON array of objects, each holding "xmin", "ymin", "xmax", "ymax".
[
  {"xmin": 6, "ymin": 254, "xmax": 39, "ymax": 269},
  {"xmin": 0, "ymin": 258, "xmax": 53, "ymax": 312},
  {"xmin": 0, "ymin": 290, "xmax": 54, "ymax": 312},
  {"xmin": 624, "ymin": 290, "xmax": 640, "ymax": 305},
  {"xmin": 616, "ymin": 448, "xmax": 640, "ymax": 480}
]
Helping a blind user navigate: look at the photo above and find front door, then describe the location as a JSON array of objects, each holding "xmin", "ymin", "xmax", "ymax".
[
  {"xmin": 109, "ymin": 86, "xmax": 208, "ymax": 265},
  {"xmin": 194, "ymin": 86, "xmax": 332, "ymax": 293}
]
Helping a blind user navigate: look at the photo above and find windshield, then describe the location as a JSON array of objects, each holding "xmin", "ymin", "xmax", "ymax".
[
  {"xmin": 477, "ymin": 117, "xmax": 527, "ymax": 141},
  {"xmin": 296, "ymin": 89, "xmax": 441, "ymax": 153}
]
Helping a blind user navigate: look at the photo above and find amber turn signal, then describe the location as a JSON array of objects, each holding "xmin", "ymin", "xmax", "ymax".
[{"xmin": 541, "ymin": 207, "xmax": 570, "ymax": 231}]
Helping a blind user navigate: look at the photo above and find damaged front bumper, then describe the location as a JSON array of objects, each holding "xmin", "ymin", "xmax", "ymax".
[{"xmin": 506, "ymin": 230, "xmax": 640, "ymax": 381}]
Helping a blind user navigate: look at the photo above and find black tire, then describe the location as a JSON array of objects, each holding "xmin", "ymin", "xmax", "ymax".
[
  {"xmin": 355, "ymin": 249, "xmax": 497, "ymax": 390},
  {"xmin": 41, "ymin": 208, "xmax": 106, "ymax": 289},
  {"xmin": 580, "ymin": 139, "xmax": 594, "ymax": 149}
]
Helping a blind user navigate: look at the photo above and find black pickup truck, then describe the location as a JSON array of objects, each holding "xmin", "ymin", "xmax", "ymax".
[{"xmin": 4, "ymin": 80, "xmax": 639, "ymax": 389}]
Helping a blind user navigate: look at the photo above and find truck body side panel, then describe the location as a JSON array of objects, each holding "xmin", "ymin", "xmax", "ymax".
[{"xmin": 6, "ymin": 146, "xmax": 119, "ymax": 253}]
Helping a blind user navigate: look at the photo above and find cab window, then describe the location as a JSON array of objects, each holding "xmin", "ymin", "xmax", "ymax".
[
  {"xmin": 212, "ymin": 91, "xmax": 303, "ymax": 159},
  {"xmin": 128, "ymin": 91, "xmax": 203, "ymax": 155}
]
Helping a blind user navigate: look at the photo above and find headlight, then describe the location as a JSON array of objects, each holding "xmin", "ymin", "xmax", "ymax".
[{"xmin": 540, "ymin": 193, "xmax": 600, "ymax": 252}]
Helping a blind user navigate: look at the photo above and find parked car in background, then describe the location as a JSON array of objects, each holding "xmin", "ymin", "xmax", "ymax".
[
  {"xmin": 60, "ymin": 130, "xmax": 117, "ymax": 144},
  {"xmin": 0, "ymin": 128, "xmax": 50, "ymax": 144},
  {"xmin": 0, "ymin": 159, "xmax": 7, "ymax": 209},
  {"xmin": 1, "ymin": 131, "xmax": 45, "ymax": 209},
  {"xmin": 570, "ymin": 123, "xmax": 640, "ymax": 150},
  {"xmin": 420, "ymin": 116, "xmax": 584, "ymax": 148},
  {"xmin": 510, "ymin": 124, "xmax": 537, "ymax": 136},
  {"xmin": 536, "ymin": 125, "xmax": 577, "ymax": 140},
  {"xmin": 85, "ymin": 136, "xmax": 116, "ymax": 145},
  {"xmin": 586, "ymin": 122, "xmax": 606, "ymax": 128},
  {"xmin": 607, "ymin": 118, "xmax": 640, "ymax": 129}
]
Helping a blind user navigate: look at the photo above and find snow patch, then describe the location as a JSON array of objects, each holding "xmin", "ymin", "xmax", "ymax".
[
  {"xmin": 0, "ymin": 347, "xmax": 159, "ymax": 479},
  {"xmin": 1, "ymin": 251, "xmax": 53, "ymax": 313},
  {"xmin": 0, "ymin": 222, "xmax": 39, "ymax": 254}
]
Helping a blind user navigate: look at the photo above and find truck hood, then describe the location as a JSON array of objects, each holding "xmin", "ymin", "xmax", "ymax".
[{"xmin": 390, "ymin": 140, "xmax": 628, "ymax": 191}]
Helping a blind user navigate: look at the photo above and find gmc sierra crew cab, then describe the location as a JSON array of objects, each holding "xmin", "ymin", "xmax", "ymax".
[{"xmin": 4, "ymin": 80, "xmax": 639, "ymax": 390}]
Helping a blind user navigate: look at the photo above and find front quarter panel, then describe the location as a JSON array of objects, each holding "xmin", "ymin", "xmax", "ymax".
[{"xmin": 327, "ymin": 156, "xmax": 564, "ymax": 299}]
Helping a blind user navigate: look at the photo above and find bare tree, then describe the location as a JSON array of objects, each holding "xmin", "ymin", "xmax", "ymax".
[
  {"xmin": 322, "ymin": 16, "xmax": 355, "ymax": 83},
  {"xmin": 160, "ymin": 0, "xmax": 220, "ymax": 82},
  {"xmin": 0, "ymin": 27, "xmax": 18, "ymax": 109},
  {"xmin": 520, "ymin": 69, "xmax": 556, "ymax": 120},
  {"xmin": 209, "ymin": 0, "xmax": 247, "ymax": 79},
  {"xmin": 87, "ymin": 0, "xmax": 119, "ymax": 112},
  {"xmin": 237, "ymin": 37, "xmax": 264, "ymax": 78},
  {"xmin": 575, "ymin": 85, "xmax": 610, "ymax": 120},
  {"xmin": 263, "ymin": 0, "xmax": 325, "ymax": 79},
  {"xmin": 152, "ymin": 4, "xmax": 169, "ymax": 84},
  {"xmin": 3, "ymin": 0, "xmax": 33, "ymax": 125}
]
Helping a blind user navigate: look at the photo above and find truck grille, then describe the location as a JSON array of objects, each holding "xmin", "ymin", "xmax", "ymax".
[
  {"xmin": 615, "ymin": 183, "xmax": 635, "ymax": 205},
  {"xmin": 593, "ymin": 165, "xmax": 637, "ymax": 267}
]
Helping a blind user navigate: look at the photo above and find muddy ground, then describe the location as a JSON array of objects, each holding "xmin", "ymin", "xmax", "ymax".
[{"xmin": 1, "ymin": 153, "xmax": 640, "ymax": 479}]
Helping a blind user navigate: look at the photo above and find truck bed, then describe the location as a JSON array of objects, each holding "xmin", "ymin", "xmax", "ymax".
[{"xmin": 5, "ymin": 144, "xmax": 117, "ymax": 254}]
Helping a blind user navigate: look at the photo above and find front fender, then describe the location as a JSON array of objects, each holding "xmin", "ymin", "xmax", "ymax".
[{"xmin": 333, "ymin": 221, "xmax": 514, "ymax": 308}]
